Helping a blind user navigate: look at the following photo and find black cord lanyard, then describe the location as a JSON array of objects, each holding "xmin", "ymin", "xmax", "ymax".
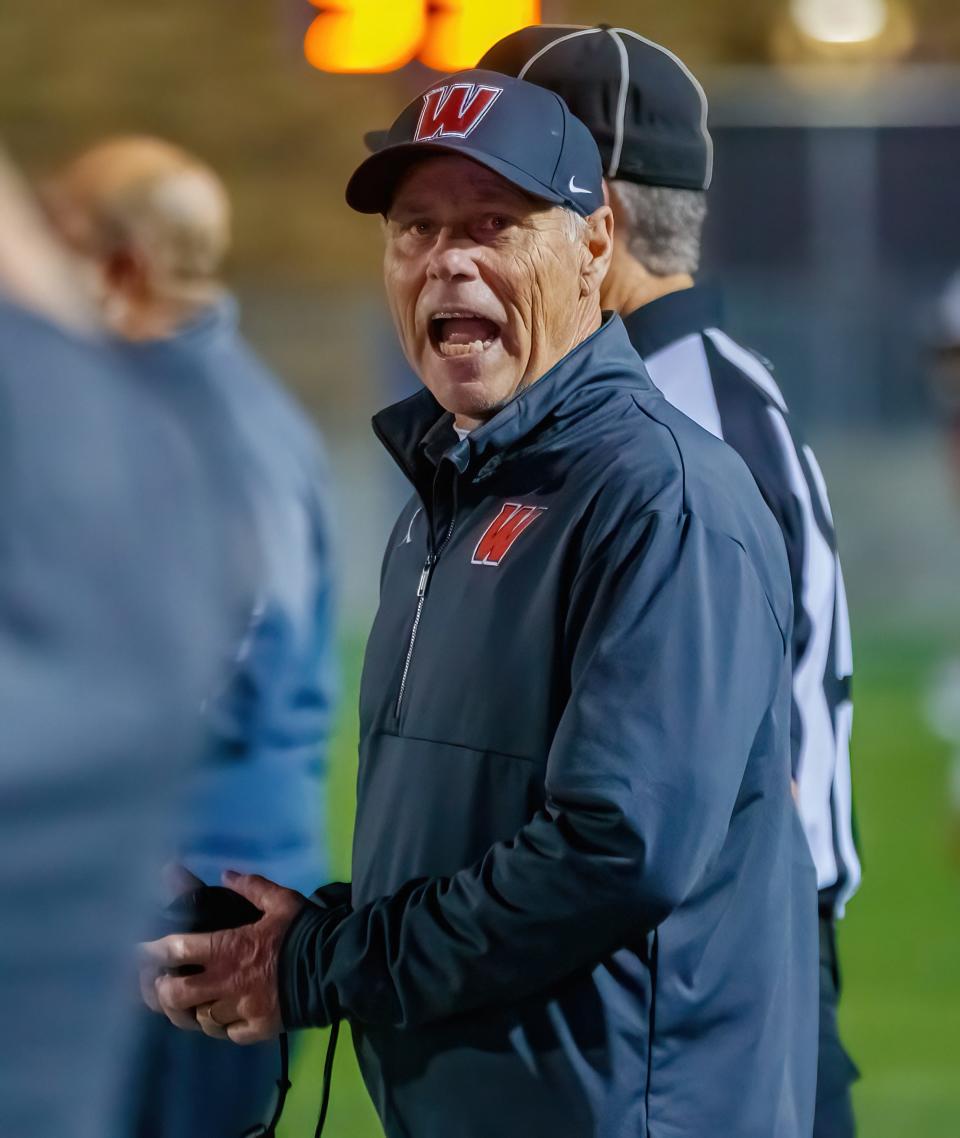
[
  {"xmin": 240, "ymin": 1033, "xmax": 291, "ymax": 1138},
  {"xmin": 240, "ymin": 1021, "xmax": 340, "ymax": 1138},
  {"xmin": 314, "ymin": 1019, "xmax": 341, "ymax": 1138}
]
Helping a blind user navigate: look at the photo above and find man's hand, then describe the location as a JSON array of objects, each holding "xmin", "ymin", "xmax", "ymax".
[{"xmin": 139, "ymin": 871, "xmax": 306, "ymax": 1045}]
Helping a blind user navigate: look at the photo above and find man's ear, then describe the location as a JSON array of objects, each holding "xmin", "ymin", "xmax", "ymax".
[
  {"xmin": 104, "ymin": 246, "xmax": 149, "ymax": 298},
  {"xmin": 604, "ymin": 182, "xmax": 636, "ymax": 253},
  {"xmin": 580, "ymin": 205, "xmax": 614, "ymax": 297}
]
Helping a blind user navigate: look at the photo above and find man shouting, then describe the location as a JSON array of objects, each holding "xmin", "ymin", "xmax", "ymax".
[{"xmin": 142, "ymin": 71, "xmax": 818, "ymax": 1138}]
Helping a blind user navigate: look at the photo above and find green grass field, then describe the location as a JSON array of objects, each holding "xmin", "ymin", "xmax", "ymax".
[{"xmin": 278, "ymin": 629, "xmax": 960, "ymax": 1137}]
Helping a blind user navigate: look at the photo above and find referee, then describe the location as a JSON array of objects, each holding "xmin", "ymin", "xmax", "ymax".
[{"xmin": 481, "ymin": 25, "xmax": 862, "ymax": 1137}]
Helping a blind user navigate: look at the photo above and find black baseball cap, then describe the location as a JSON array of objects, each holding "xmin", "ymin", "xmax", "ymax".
[
  {"xmin": 346, "ymin": 68, "xmax": 604, "ymax": 217},
  {"xmin": 478, "ymin": 25, "xmax": 713, "ymax": 190}
]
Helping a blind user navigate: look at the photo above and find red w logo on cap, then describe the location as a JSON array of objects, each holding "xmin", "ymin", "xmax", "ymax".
[
  {"xmin": 472, "ymin": 503, "xmax": 547, "ymax": 567},
  {"xmin": 414, "ymin": 83, "xmax": 503, "ymax": 142}
]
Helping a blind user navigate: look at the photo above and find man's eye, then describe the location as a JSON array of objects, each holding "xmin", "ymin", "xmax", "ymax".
[
  {"xmin": 487, "ymin": 215, "xmax": 510, "ymax": 231},
  {"xmin": 410, "ymin": 221, "xmax": 434, "ymax": 236}
]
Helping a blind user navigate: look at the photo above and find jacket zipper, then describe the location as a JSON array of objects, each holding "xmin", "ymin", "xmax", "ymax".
[{"xmin": 395, "ymin": 516, "xmax": 455, "ymax": 719}]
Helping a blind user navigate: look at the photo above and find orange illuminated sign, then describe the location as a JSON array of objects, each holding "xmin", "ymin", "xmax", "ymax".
[{"xmin": 305, "ymin": 0, "xmax": 540, "ymax": 74}]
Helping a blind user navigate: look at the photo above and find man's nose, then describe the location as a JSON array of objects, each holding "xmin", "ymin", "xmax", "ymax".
[{"xmin": 427, "ymin": 231, "xmax": 481, "ymax": 282}]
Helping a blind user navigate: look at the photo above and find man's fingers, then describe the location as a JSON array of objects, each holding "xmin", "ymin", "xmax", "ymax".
[
  {"xmin": 226, "ymin": 1020, "xmax": 272, "ymax": 1046},
  {"xmin": 221, "ymin": 870, "xmax": 306, "ymax": 926},
  {"xmin": 222, "ymin": 870, "xmax": 277, "ymax": 910},
  {"xmin": 139, "ymin": 965, "xmax": 162, "ymax": 1013},
  {"xmin": 154, "ymin": 970, "xmax": 223, "ymax": 1013},
  {"xmin": 139, "ymin": 931, "xmax": 213, "ymax": 970},
  {"xmin": 153, "ymin": 972, "xmax": 218, "ymax": 1033},
  {"xmin": 162, "ymin": 1002, "xmax": 203, "ymax": 1032},
  {"xmin": 138, "ymin": 931, "xmax": 221, "ymax": 1019},
  {"xmin": 195, "ymin": 1003, "xmax": 233, "ymax": 1041}
]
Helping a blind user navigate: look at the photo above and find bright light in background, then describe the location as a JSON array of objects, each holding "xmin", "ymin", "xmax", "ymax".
[
  {"xmin": 420, "ymin": 0, "xmax": 540, "ymax": 72},
  {"xmin": 304, "ymin": 0, "xmax": 540, "ymax": 74},
  {"xmin": 775, "ymin": 0, "xmax": 914, "ymax": 62},
  {"xmin": 790, "ymin": 0, "xmax": 889, "ymax": 44},
  {"xmin": 305, "ymin": 0, "xmax": 425, "ymax": 73}
]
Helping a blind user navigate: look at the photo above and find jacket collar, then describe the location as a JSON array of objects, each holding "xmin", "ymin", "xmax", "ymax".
[
  {"xmin": 621, "ymin": 284, "xmax": 723, "ymax": 360},
  {"xmin": 115, "ymin": 294, "xmax": 238, "ymax": 360},
  {"xmin": 165, "ymin": 293, "xmax": 238, "ymax": 347},
  {"xmin": 372, "ymin": 313, "xmax": 652, "ymax": 491}
]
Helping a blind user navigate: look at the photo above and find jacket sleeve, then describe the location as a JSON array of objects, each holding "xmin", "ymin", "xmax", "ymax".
[{"xmin": 279, "ymin": 509, "xmax": 790, "ymax": 1030}]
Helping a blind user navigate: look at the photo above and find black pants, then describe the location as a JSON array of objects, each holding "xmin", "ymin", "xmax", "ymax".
[{"xmin": 814, "ymin": 915, "xmax": 860, "ymax": 1138}]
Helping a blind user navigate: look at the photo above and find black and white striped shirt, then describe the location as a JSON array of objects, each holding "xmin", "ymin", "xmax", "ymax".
[{"xmin": 624, "ymin": 285, "xmax": 860, "ymax": 914}]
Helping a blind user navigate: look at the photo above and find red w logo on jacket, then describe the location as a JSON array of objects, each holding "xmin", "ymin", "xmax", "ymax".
[{"xmin": 471, "ymin": 503, "xmax": 547, "ymax": 567}]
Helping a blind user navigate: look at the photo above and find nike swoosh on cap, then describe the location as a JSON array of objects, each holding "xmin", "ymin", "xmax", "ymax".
[{"xmin": 568, "ymin": 176, "xmax": 593, "ymax": 195}]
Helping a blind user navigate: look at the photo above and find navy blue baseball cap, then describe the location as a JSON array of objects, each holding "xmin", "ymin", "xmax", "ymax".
[{"xmin": 346, "ymin": 69, "xmax": 604, "ymax": 217}]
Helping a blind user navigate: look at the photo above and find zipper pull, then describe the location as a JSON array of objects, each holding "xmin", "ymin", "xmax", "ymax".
[{"xmin": 417, "ymin": 556, "xmax": 435, "ymax": 598}]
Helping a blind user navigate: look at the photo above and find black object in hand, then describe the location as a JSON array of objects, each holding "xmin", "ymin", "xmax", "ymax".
[
  {"xmin": 160, "ymin": 885, "xmax": 263, "ymax": 935},
  {"xmin": 158, "ymin": 885, "xmax": 263, "ymax": 977}
]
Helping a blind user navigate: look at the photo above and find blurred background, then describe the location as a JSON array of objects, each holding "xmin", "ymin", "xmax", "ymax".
[{"xmin": 3, "ymin": 2, "xmax": 958, "ymax": 1134}]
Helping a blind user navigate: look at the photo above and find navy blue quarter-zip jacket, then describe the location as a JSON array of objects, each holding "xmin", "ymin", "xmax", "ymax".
[{"xmin": 280, "ymin": 314, "xmax": 819, "ymax": 1138}]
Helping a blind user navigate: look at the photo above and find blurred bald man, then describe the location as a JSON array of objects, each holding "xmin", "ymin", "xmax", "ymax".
[
  {"xmin": 47, "ymin": 136, "xmax": 338, "ymax": 1138},
  {"xmin": 47, "ymin": 135, "xmax": 229, "ymax": 339},
  {"xmin": 0, "ymin": 147, "xmax": 251, "ymax": 1138}
]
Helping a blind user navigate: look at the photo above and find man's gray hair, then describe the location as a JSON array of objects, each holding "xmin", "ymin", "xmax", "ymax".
[
  {"xmin": 609, "ymin": 181, "xmax": 707, "ymax": 276},
  {"xmin": 560, "ymin": 208, "xmax": 589, "ymax": 245}
]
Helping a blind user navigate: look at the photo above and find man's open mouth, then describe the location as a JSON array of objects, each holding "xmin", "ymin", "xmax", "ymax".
[{"xmin": 429, "ymin": 311, "xmax": 501, "ymax": 358}]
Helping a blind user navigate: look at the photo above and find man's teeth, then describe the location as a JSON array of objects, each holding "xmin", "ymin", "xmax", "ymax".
[{"xmin": 438, "ymin": 338, "xmax": 494, "ymax": 357}]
